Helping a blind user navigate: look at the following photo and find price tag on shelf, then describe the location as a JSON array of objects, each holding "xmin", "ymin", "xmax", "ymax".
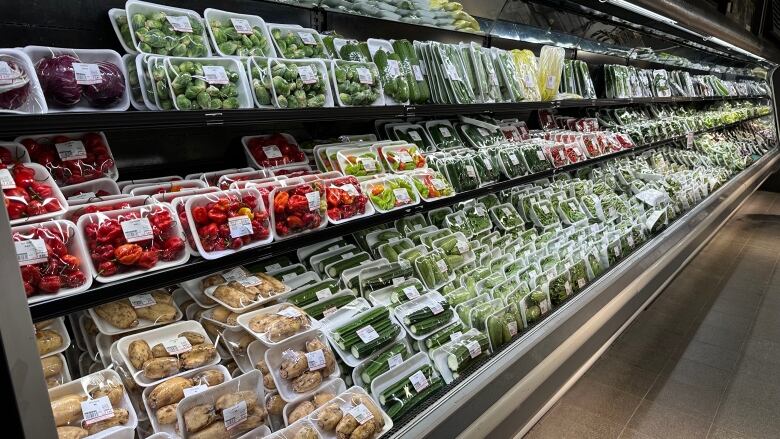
[
  {"xmin": 387, "ymin": 59, "xmax": 401, "ymax": 78},
  {"xmin": 183, "ymin": 384, "xmax": 208, "ymax": 397},
  {"xmin": 388, "ymin": 353, "xmax": 404, "ymax": 369},
  {"xmin": 393, "ymin": 187, "xmax": 411, "ymax": 203},
  {"xmin": 409, "ymin": 370, "xmax": 429, "ymax": 392},
  {"xmin": 0, "ymin": 169, "xmax": 15, "ymax": 189},
  {"xmin": 349, "ymin": 404, "xmax": 374, "ymax": 425},
  {"xmin": 507, "ymin": 321, "xmax": 518, "ymax": 337},
  {"xmin": 15, "ymin": 239, "xmax": 48, "ymax": 266},
  {"xmin": 305, "ymin": 191, "xmax": 321, "ymax": 211},
  {"xmin": 298, "ymin": 31, "xmax": 317, "ymax": 45},
  {"xmin": 166, "ymin": 15, "xmax": 193, "ymax": 32},
  {"xmin": 277, "ymin": 307, "xmax": 303, "ymax": 318},
  {"xmin": 306, "ymin": 349, "xmax": 326, "ymax": 371},
  {"xmin": 262, "ymin": 145, "xmax": 283, "ymax": 158},
  {"xmin": 203, "ymin": 65, "xmax": 229, "ymax": 85},
  {"xmin": 128, "ymin": 293, "xmax": 156, "ymax": 309},
  {"xmin": 121, "ymin": 217, "xmax": 153, "ymax": 243},
  {"xmin": 356, "ymin": 325, "xmax": 379, "ymax": 343},
  {"xmin": 163, "ymin": 336, "xmax": 192, "ymax": 355},
  {"xmin": 222, "ymin": 267, "xmax": 248, "ymax": 282},
  {"xmin": 230, "ymin": 18, "xmax": 253, "ymax": 34},
  {"xmin": 467, "ymin": 340, "xmax": 481, "ymax": 358},
  {"xmin": 223, "ymin": 400, "xmax": 248, "ymax": 430},
  {"xmin": 81, "ymin": 396, "xmax": 114, "ymax": 425},
  {"xmin": 403, "ymin": 285, "xmax": 419, "ymax": 300},
  {"xmin": 55, "ymin": 140, "xmax": 88, "ymax": 161},
  {"xmin": 412, "ymin": 65, "xmax": 424, "ymax": 81},
  {"xmin": 357, "ymin": 67, "xmax": 373, "ymax": 84},
  {"xmin": 228, "ymin": 215, "xmax": 254, "ymax": 238},
  {"xmin": 297, "ymin": 65, "xmax": 318, "ymax": 84},
  {"xmin": 237, "ymin": 276, "xmax": 262, "ymax": 287},
  {"xmin": 72, "ymin": 63, "xmax": 102, "ymax": 85}
]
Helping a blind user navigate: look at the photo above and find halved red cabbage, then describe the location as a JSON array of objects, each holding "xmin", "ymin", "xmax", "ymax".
[{"xmin": 0, "ymin": 56, "xmax": 31, "ymax": 110}]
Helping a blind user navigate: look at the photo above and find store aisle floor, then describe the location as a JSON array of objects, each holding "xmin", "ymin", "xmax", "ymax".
[{"xmin": 524, "ymin": 190, "xmax": 780, "ymax": 439}]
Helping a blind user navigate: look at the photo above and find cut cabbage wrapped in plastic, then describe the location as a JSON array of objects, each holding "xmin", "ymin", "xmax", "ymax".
[
  {"xmin": 0, "ymin": 50, "xmax": 47, "ymax": 114},
  {"xmin": 537, "ymin": 46, "xmax": 564, "ymax": 101}
]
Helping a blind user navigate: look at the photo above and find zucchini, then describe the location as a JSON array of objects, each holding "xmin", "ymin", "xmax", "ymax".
[{"xmin": 360, "ymin": 342, "xmax": 410, "ymax": 384}]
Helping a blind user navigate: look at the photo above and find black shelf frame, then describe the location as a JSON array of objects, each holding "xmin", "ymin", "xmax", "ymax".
[{"xmin": 25, "ymin": 114, "xmax": 770, "ymax": 322}]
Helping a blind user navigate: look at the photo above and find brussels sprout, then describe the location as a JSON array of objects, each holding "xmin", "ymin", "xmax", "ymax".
[
  {"xmin": 130, "ymin": 8, "xmax": 209, "ymax": 56},
  {"xmin": 218, "ymin": 41, "xmax": 238, "ymax": 55},
  {"xmin": 207, "ymin": 18, "xmax": 270, "ymax": 56},
  {"xmin": 223, "ymin": 97, "xmax": 240, "ymax": 109},
  {"xmin": 196, "ymin": 91, "xmax": 211, "ymax": 108},
  {"xmin": 176, "ymin": 94, "xmax": 192, "ymax": 110}
]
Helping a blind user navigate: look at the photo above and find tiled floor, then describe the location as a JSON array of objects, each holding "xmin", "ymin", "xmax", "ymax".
[{"xmin": 524, "ymin": 190, "xmax": 780, "ymax": 439}]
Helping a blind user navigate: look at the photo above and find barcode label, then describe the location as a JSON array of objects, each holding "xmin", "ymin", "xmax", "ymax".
[
  {"xmin": 163, "ymin": 337, "xmax": 193, "ymax": 355},
  {"xmin": 409, "ymin": 370, "xmax": 429, "ymax": 392},
  {"xmin": 403, "ymin": 285, "xmax": 419, "ymax": 300},
  {"xmin": 393, "ymin": 187, "xmax": 411, "ymax": 204},
  {"xmin": 0, "ymin": 169, "xmax": 15, "ymax": 189},
  {"xmin": 408, "ymin": 131, "xmax": 422, "ymax": 142},
  {"xmin": 81, "ymin": 396, "xmax": 114, "ymax": 425},
  {"xmin": 450, "ymin": 331, "xmax": 463, "ymax": 341},
  {"xmin": 306, "ymin": 191, "xmax": 320, "ymax": 211},
  {"xmin": 357, "ymin": 67, "xmax": 373, "ymax": 84},
  {"xmin": 277, "ymin": 307, "xmax": 303, "ymax": 318},
  {"xmin": 183, "ymin": 384, "xmax": 208, "ymax": 397},
  {"xmin": 228, "ymin": 215, "xmax": 253, "ymax": 238},
  {"xmin": 306, "ymin": 349, "xmax": 326, "ymax": 371},
  {"xmin": 223, "ymin": 400, "xmax": 248, "ymax": 430},
  {"xmin": 439, "ymin": 126, "xmax": 451, "ymax": 137},
  {"xmin": 507, "ymin": 321, "xmax": 518, "ymax": 337},
  {"xmin": 360, "ymin": 158, "xmax": 376, "ymax": 171},
  {"xmin": 72, "ymin": 63, "xmax": 102, "ymax": 85},
  {"xmin": 203, "ymin": 65, "xmax": 229, "ymax": 85},
  {"xmin": 230, "ymin": 18, "xmax": 253, "ymax": 34},
  {"xmin": 15, "ymin": 239, "xmax": 48, "ymax": 266},
  {"xmin": 0, "ymin": 61, "xmax": 18, "ymax": 83},
  {"xmin": 467, "ymin": 340, "xmax": 481, "ymax": 358},
  {"xmin": 432, "ymin": 178, "xmax": 448, "ymax": 190},
  {"xmin": 297, "ymin": 65, "xmax": 318, "ymax": 84},
  {"xmin": 262, "ymin": 145, "xmax": 283, "ymax": 158},
  {"xmin": 315, "ymin": 288, "xmax": 332, "ymax": 300},
  {"xmin": 298, "ymin": 31, "xmax": 317, "ymax": 45},
  {"xmin": 412, "ymin": 65, "xmax": 424, "ymax": 80},
  {"xmin": 356, "ymin": 324, "xmax": 379, "ymax": 343},
  {"xmin": 388, "ymin": 353, "xmax": 403, "ymax": 369},
  {"xmin": 386, "ymin": 59, "xmax": 401, "ymax": 78},
  {"xmin": 128, "ymin": 294, "xmax": 156, "ymax": 308},
  {"xmin": 509, "ymin": 154, "xmax": 520, "ymax": 165},
  {"xmin": 222, "ymin": 267, "xmax": 247, "ymax": 282},
  {"xmin": 436, "ymin": 259, "xmax": 448, "ymax": 272},
  {"xmin": 121, "ymin": 217, "xmax": 153, "ymax": 243},
  {"xmin": 237, "ymin": 276, "xmax": 262, "ymax": 287},
  {"xmin": 166, "ymin": 15, "xmax": 193, "ymax": 33},
  {"xmin": 349, "ymin": 404, "xmax": 374, "ymax": 424},
  {"xmin": 55, "ymin": 140, "xmax": 87, "ymax": 161}
]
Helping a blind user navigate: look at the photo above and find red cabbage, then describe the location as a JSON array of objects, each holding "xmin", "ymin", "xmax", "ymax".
[
  {"xmin": 36, "ymin": 54, "xmax": 81, "ymax": 107},
  {"xmin": 0, "ymin": 56, "xmax": 31, "ymax": 110},
  {"xmin": 82, "ymin": 61, "xmax": 125, "ymax": 108}
]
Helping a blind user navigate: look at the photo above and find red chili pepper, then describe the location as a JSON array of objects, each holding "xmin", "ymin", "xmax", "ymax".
[
  {"xmin": 38, "ymin": 275, "xmax": 61, "ymax": 294},
  {"xmin": 287, "ymin": 194, "xmax": 310, "ymax": 214},
  {"xmin": 136, "ymin": 250, "xmax": 158, "ymax": 269},
  {"xmin": 98, "ymin": 260, "xmax": 118, "ymax": 276},
  {"xmin": 326, "ymin": 189, "xmax": 341, "ymax": 208},
  {"xmin": 286, "ymin": 215, "xmax": 304, "ymax": 229},
  {"xmin": 60, "ymin": 254, "xmax": 80, "ymax": 269},
  {"xmin": 273, "ymin": 192, "xmax": 289, "ymax": 214},
  {"xmin": 20, "ymin": 265, "xmax": 42, "ymax": 286},
  {"xmin": 62, "ymin": 271, "xmax": 86, "ymax": 288},
  {"xmin": 115, "ymin": 243, "xmax": 143, "ymax": 265}
]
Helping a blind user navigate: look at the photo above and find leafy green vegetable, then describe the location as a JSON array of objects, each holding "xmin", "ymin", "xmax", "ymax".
[{"xmin": 374, "ymin": 48, "xmax": 409, "ymax": 103}]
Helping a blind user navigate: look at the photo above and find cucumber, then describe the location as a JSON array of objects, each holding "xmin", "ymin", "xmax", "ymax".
[
  {"xmin": 351, "ymin": 324, "xmax": 401, "ymax": 358},
  {"xmin": 410, "ymin": 309, "xmax": 453, "ymax": 334},
  {"xmin": 425, "ymin": 322, "xmax": 465, "ymax": 349},
  {"xmin": 303, "ymin": 294, "xmax": 356, "ymax": 319},
  {"xmin": 446, "ymin": 333, "xmax": 489, "ymax": 372},
  {"xmin": 403, "ymin": 301, "xmax": 450, "ymax": 325},
  {"xmin": 360, "ymin": 342, "xmax": 409, "ymax": 384},
  {"xmin": 326, "ymin": 252, "xmax": 371, "ymax": 278},
  {"xmin": 287, "ymin": 279, "xmax": 339, "ymax": 307},
  {"xmin": 332, "ymin": 307, "xmax": 388, "ymax": 338}
]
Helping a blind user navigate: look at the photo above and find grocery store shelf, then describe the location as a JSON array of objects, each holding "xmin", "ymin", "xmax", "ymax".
[
  {"xmin": 387, "ymin": 147, "xmax": 780, "ymax": 439},
  {"xmin": 25, "ymin": 114, "xmax": 770, "ymax": 322},
  {"xmin": 0, "ymin": 96, "xmax": 767, "ymax": 137}
]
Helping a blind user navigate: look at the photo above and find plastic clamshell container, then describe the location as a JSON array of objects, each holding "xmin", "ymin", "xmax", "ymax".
[
  {"xmin": 163, "ymin": 56, "xmax": 253, "ymax": 110},
  {"xmin": 117, "ymin": 320, "xmax": 221, "ymax": 387},
  {"xmin": 245, "ymin": 56, "xmax": 275, "ymax": 109},
  {"xmin": 175, "ymin": 369, "xmax": 266, "ymax": 437},
  {"xmin": 141, "ymin": 365, "xmax": 230, "ymax": 435},
  {"xmin": 76, "ymin": 203, "xmax": 189, "ymax": 283},
  {"xmin": 184, "ymin": 187, "xmax": 273, "ymax": 260},
  {"xmin": 5, "ymin": 163, "xmax": 68, "ymax": 225},
  {"xmin": 269, "ymin": 182, "xmax": 329, "ymax": 241},
  {"xmin": 308, "ymin": 386, "xmax": 394, "ymax": 436},
  {"xmin": 393, "ymin": 292, "xmax": 459, "ymax": 340},
  {"xmin": 204, "ymin": 8, "xmax": 276, "ymax": 58},
  {"xmin": 48, "ymin": 369, "xmax": 138, "ymax": 438},
  {"xmin": 23, "ymin": 45, "xmax": 129, "ymax": 112},
  {"xmin": 241, "ymin": 133, "xmax": 308, "ymax": 170},
  {"xmin": 88, "ymin": 294, "xmax": 184, "ymax": 336},
  {"xmin": 38, "ymin": 317, "xmax": 72, "ymax": 357},
  {"xmin": 360, "ymin": 175, "xmax": 420, "ymax": 214},
  {"xmin": 62, "ymin": 178, "xmax": 121, "ymax": 205},
  {"xmin": 264, "ymin": 329, "xmax": 341, "ymax": 402},
  {"xmin": 281, "ymin": 378, "xmax": 346, "ymax": 426},
  {"xmin": 370, "ymin": 351, "xmax": 436, "ymax": 407},
  {"xmin": 130, "ymin": 179, "xmax": 207, "ymax": 196},
  {"xmin": 329, "ymin": 59, "xmax": 386, "ymax": 107},
  {"xmin": 0, "ymin": 141, "xmax": 31, "ymax": 163},
  {"xmin": 125, "ymin": 0, "xmax": 212, "ymax": 57},
  {"xmin": 12, "ymin": 220, "xmax": 93, "ymax": 303},
  {"xmin": 237, "ymin": 303, "xmax": 320, "ymax": 347},
  {"xmin": 268, "ymin": 58, "xmax": 334, "ymax": 108},
  {"xmin": 0, "ymin": 49, "xmax": 48, "ymax": 115}
]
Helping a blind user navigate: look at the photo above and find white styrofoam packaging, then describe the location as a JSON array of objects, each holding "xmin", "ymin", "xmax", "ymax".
[
  {"xmin": 241, "ymin": 132, "xmax": 309, "ymax": 171},
  {"xmin": 204, "ymin": 8, "xmax": 277, "ymax": 58},
  {"xmin": 119, "ymin": 175, "xmax": 184, "ymax": 193},
  {"xmin": 320, "ymin": 305, "xmax": 403, "ymax": 367},
  {"xmin": 61, "ymin": 178, "xmax": 121, "ymax": 205},
  {"xmin": 124, "ymin": 0, "xmax": 212, "ymax": 57},
  {"xmin": 267, "ymin": 57, "xmax": 334, "ymax": 108},
  {"xmin": 329, "ymin": 59, "xmax": 386, "ymax": 107},
  {"xmin": 142, "ymin": 364, "xmax": 231, "ymax": 435},
  {"xmin": 108, "ymin": 9, "xmax": 138, "ymax": 54},
  {"xmin": 221, "ymin": 326, "xmax": 255, "ymax": 374},
  {"xmin": 308, "ymin": 386, "xmax": 394, "ymax": 438},
  {"xmin": 130, "ymin": 179, "xmax": 207, "ymax": 197},
  {"xmin": 163, "ymin": 56, "xmax": 253, "ymax": 110},
  {"xmin": 366, "ymin": 38, "xmax": 409, "ymax": 106},
  {"xmin": 13, "ymin": 220, "xmax": 94, "ymax": 304},
  {"xmin": 236, "ymin": 303, "xmax": 319, "ymax": 347},
  {"xmin": 88, "ymin": 291, "xmax": 185, "ymax": 336},
  {"xmin": 281, "ymin": 378, "xmax": 346, "ymax": 426},
  {"xmin": 264, "ymin": 329, "xmax": 341, "ymax": 402},
  {"xmin": 117, "ymin": 320, "xmax": 221, "ymax": 387},
  {"xmin": 246, "ymin": 340, "xmax": 272, "ymax": 391},
  {"xmin": 136, "ymin": 54, "xmax": 159, "ymax": 110},
  {"xmin": 267, "ymin": 24, "xmax": 328, "ymax": 60},
  {"xmin": 42, "ymin": 352, "xmax": 72, "ymax": 388},
  {"xmin": 176, "ymin": 369, "xmax": 266, "ymax": 438},
  {"xmin": 62, "ymin": 195, "xmax": 146, "ymax": 223},
  {"xmin": 47, "ymin": 369, "xmax": 138, "ymax": 438},
  {"xmin": 123, "ymin": 54, "xmax": 148, "ymax": 110},
  {"xmin": 75, "ymin": 203, "xmax": 190, "ymax": 283},
  {"xmin": 0, "ymin": 141, "xmax": 30, "ymax": 164},
  {"xmin": 4, "ymin": 163, "xmax": 69, "ymax": 225},
  {"xmin": 0, "ymin": 48, "xmax": 48, "ymax": 114},
  {"xmin": 370, "ymin": 351, "xmax": 437, "ymax": 407},
  {"xmin": 351, "ymin": 336, "xmax": 413, "ymax": 389},
  {"xmin": 179, "ymin": 272, "xmax": 224, "ymax": 308},
  {"xmin": 23, "ymin": 45, "xmax": 130, "ymax": 112}
]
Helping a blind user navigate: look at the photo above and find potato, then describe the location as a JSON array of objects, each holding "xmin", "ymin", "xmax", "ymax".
[
  {"xmin": 306, "ymin": 338, "xmax": 336, "ymax": 376},
  {"xmin": 257, "ymin": 272, "xmax": 286, "ymax": 291},
  {"xmin": 94, "ymin": 301, "xmax": 138, "ymax": 329},
  {"xmin": 266, "ymin": 394, "xmax": 285, "ymax": 416},
  {"xmin": 56, "ymin": 426, "xmax": 88, "ymax": 439},
  {"xmin": 194, "ymin": 308, "xmax": 206, "ymax": 320},
  {"xmin": 233, "ymin": 406, "xmax": 267, "ymax": 435},
  {"xmin": 156, "ymin": 403, "xmax": 178, "ymax": 425},
  {"xmin": 151, "ymin": 343, "xmax": 170, "ymax": 358},
  {"xmin": 83, "ymin": 317, "xmax": 98, "ymax": 336},
  {"xmin": 267, "ymin": 317, "xmax": 303, "ymax": 342},
  {"xmin": 236, "ymin": 332, "xmax": 253, "ymax": 354},
  {"xmin": 41, "ymin": 355, "xmax": 63, "ymax": 378},
  {"xmin": 280, "ymin": 350, "xmax": 308, "ymax": 380},
  {"xmin": 128, "ymin": 340, "xmax": 153, "ymax": 369},
  {"xmin": 181, "ymin": 344, "xmax": 217, "ymax": 369},
  {"xmin": 210, "ymin": 306, "xmax": 232, "ymax": 323},
  {"xmin": 215, "ymin": 390, "xmax": 257, "ymax": 412},
  {"xmin": 224, "ymin": 360, "xmax": 238, "ymax": 375},
  {"xmin": 349, "ymin": 418, "xmax": 378, "ymax": 439},
  {"xmin": 34, "ymin": 319, "xmax": 53, "ymax": 331},
  {"xmin": 294, "ymin": 426, "xmax": 318, "ymax": 439},
  {"xmin": 149, "ymin": 376, "xmax": 192, "ymax": 409},
  {"xmin": 50, "ymin": 394, "xmax": 86, "ymax": 427},
  {"xmin": 178, "ymin": 331, "xmax": 206, "ymax": 345},
  {"xmin": 47, "ymin": 377, "xmax": 62, "ymax": 388},
  {"xmin": 190, "ymin": 421, "xmax": 229, "ymax": 439},
  {"xmin": 317, "ymin": 403, "xmax": 343, "ymax": 431},
  {"xmin": 335, "ymin": 414, "xmax": 359, "ymax": 439},
  {"xmin": 248, "ymin": 314, "xmax": 277, "ymax": 334},
  {"xmin": 350, "ymin": 394, "xmax": 384, "ymax": 428},
  {"xmin": 143, "ymin": 357, "xmax": 180, "ymax": 379},
  {"xmin": 88, "ymin": 382, "xmax": 124, "ymax": 406},
  {"xmin": 36, "ymin": 329, "xmax": 63, "ymax": 356},
  {"xmin": 86, "ymin": 408, "xmax": 129, "ymax": 435},
  {"xmin": 202, "ymin": 274, "xmax": 228, "ymax": 289},
  {"xmin": 150, "ymin": 289, "xmax": 173, "ymax": 304},
  {"xmin": 192, "ymin": 369, "xmax": 225, "ymax": 387},
  {"xmin": 263, "ymin": 373, "xmax": 276, "ymax": 390},
  {"xmin": 255, "ymin": 359, "xmax": 269, "ymax": 374},
  {"xmin": 225, "ymin": 281, "xmax": 261, "ymax": 300},
  {"xmin": 313, "ymin": 392, "xmax": 335, "ymax": 408},
  {"xmin": 289, "ymin": 400, "xmax": 315, "ymax": 424},
  {"xmin": 293, "ymin": 371, "xmax": 322, "ymax": 393},
  {"xmin": 135, "ymin": 302, "xmax": 178, "ymax": 323},
  {"xmin": 201, "ymin": 320, "xmax": 223, "ymax": 340},
  {"xmin": 180, "ymin": 298, "xmax": 195, "ymax": 310},
  {"xmin": 213, "ymin": 285, "xmax": 254, "ymax": 308},
  {"xmin": 185, "ymin": 404, "xmax": 218, "ymax": 433}
]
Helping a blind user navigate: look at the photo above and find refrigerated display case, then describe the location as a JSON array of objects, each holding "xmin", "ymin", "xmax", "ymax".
[{"xmin": 1, "ymin": 0, "xmax": 779, "ymax": 438}]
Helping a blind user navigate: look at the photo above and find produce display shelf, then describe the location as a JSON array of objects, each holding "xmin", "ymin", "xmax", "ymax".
[
  {"xmin": 25, "ymin": 113, "xmax": 769, "ymax": 322},
  {"xmin": 0, "ymin": 96, "xmax": 766, "ymax": 137}
]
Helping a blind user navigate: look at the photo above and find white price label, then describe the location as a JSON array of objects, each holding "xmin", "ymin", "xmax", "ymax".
[
  {"xmin": 393, "ymin": 187, "xmax": 411, "ymax": 204},
  {"xmin": 419, "ymin": 59, "xmax": 427, "ymax": 75},
  {"xmin": 340, "ymin": 252, "xmax": 354, "ymax": 260},
  {"xmin": 507, "ymin": 321, "xmax": 518, "ymax": 337},
  {"xmin": 163, "ymin": 336, "xmax": 192, "ymax": 355},
  {"xmin": 357, "ymin": 325, "xmax": 380, "ymax": 343},
  {"xmin": 0, "ymin": 61, "xmax": 18, "ymax": 83},
  {"xmin": 477, "ymin": 127, "xmax": 490, "ymax": 137},
  {"xmin": 237, "ymin": 276, "xmax": 262, "ymax": 287},
  {"xmin": 613, "ymin": 246, "xmax": 621, "ymax": 257},
  {"xmin": 409, "ymin": 370, "xmax": 429, "ymax": 392},
  {"xmin": 509, "ymin": 153, "xmax": 520, "ymax": 166},
  {"xmin": 297, "ymin": 65, "xmax": 318, "ymax": 84},
  {"xmin": 357, "ymin": 67, "xmax": 373, "ymax": 84},
  {"xmin": 265, "ymin": 263, "xmax": 282, "ymax": 271},
  {"xmin": 444, "ymin": 60, "xmax": 460, "ymax": 81},
  {"xmin": 166, "ymin": 15, "xmax": 193, "ymax": 33},
  {"xmin": 81, "ymin": 396, "xmax": 114, "ymax": 425},
  {"xmin": 539, "ymin": 299, "xmax": 550, "ymax": 314},
  {"xmin": 223, "ymin": 400, "xmax": 248, "ymax": 430},
  {"xmin": 262, "ymin": 145, "xmax": 283, "ymax": 158},
  {"xmin": 15, "ymin": 239, "xmax": 48, "ymax": 266},
  {"xmin": 577, "ymin": 278, "xmax": 586, "ymax": 288},
  {"xmin": 386, "ymin": 59, "xmax": 401, "ymax": 78},
  {"xmin": 315, "ymin": 288, "xmax": 332, "ymax": 300},
  {"xmin": 484, "ymin": 159, "xmax": 493, "ymax": 171},
  {"xmin": 128, "ymin": 293, "xmax": 156, "ymax": 308},
  {"xmin": 540, "ymin": 205, "xmax": 550, "ymax": 215},
  {"xmin": 228, "ymin": 215, "xmax": 254, "ymax": 238},
  {"xmin": 397, "ymin": 151, "xmax": 413, "ymax": 163},
  {"xmin": 360, "ymin": 158, "xmax": 376, "ymax": 171},
  {"xmin": 428, "ymin": 298, "xmax": 444, "ymax": 315},
  {"xmin": 230, "ymin": 18, "xmax": 253, "ymax": 34},
  {"xmin": 412, "ymin": 64, "xmax": 424, "ymax": 81},
  {"xmin": 222, "ymin": 267, "xmax": 248, "ymax": 282},
  {"xmin": 298, "ymin": 31, "xmax": 317, "ymax": 45},
  {"xmin": 277, "ymin": 307, "xmax": 303, "ymax": 318},
  {"xmin": 524, "ymin": 72, "xmax": 534, "ymax": 87},
  {"xmin": 408, "ymin": 131, "xmax": 422, "ymax": 142},
  {"xmin": 438, "ymin": 126, "xmax": 452, "ymax": 138},
  {"xmin": 467, "ymin": 340, "xmax": 481, "ymax": 358},
  {"xmin": 121, "ymin": 217, "xmax": 153, "ymax": 243},
  {"xmin": 435, "ymin": 259, "xmax": 448, "ymax": 273},
  {"xmin": 686, "ymin": 132, "xmax": 694, "ymax": 148},
  {"xmin": 564, "ymin": 281, "xmax": 572, "ymax": 296},
  {"xmin": 339, "ymin": 183, "xmax": 360, "ymax": 196},
  {"xmin": 431, "ymin": 178, "xmax": 448, "ymax": 190},
  {"xmin": 305, "ymin": 349, "xmax": 326, "ymax": 371},
  {"xmin": 55, "ymin": 140, "xmax": 87, "ymax": 161},
  {"xmin": 475, "ymin": 206, "xmax": 486, "ymax": 216},
  {"xmin": 68, "ymin": 191, "xmax": 96, "ymax": 201},
  {"xmin": 545, "ymin": 74, "xmax": 556, "ymax": 90},
  {"xmin": 456, "ymin": 240, "xmax": 469, "ymax": 254},
  {"xmin": 547, "ymin": 272, "xmax": 556, "ymax": 281},
  {"xmin": 183, "ymin": 384, "xmax": 208, "ymax": 397},
  {"xmin": 536, "ymin": 151, "xmax": 546, "ymax": 161},
  {"xmin": 392, "ymin": 276, "xmax": 405, "ymax": 286},
  {"xmin": 465, "ymin": 165, "xmax": 476, "ymax": 178},
  {"xmin": 403, "ymin": 285, "xmax": 419, "ymax": 300},
  {"xmin": 349, "ymin": 404, "xmax": 374, "ymax": 425},
  {"xmin": 0, "ymin": 168, "xmax": 15, "ymax": 189},
  {"xmin": 450, "ymin": 331, "xmax": 463, "ymax": 341},
  {"xmin": 627, "ymin": 236, "xmax": 635, "ymax": 247},
  {"xmin": 72, "ymin": 63, "xmax": 102, "ymax": 85},
  {"xmin": 323, "ymin": 306, "xmax": 338, "ymax": 317},
  {"xmin": 203, "ymin": 65, "xmax": 229, "ymax": 85},
  {"xmin": 489, "ymin": 70, "xmax": 499, "ymax": 86},
  {"xmin": 388, "ymin": 353, "xmax": 404, "ymax": 369},
  {"xmin": 306, "ymin": 191, "xmax": 321, "ymax": 211}
]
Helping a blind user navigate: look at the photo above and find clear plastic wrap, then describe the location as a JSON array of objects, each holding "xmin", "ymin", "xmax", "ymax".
[
  {"xmin": 361, "ymin": 175, "xmax": 419, "ymax": 213},
  {"xmin": 163, "ymin": 56, "xmax": 252, "ymax": 110},
  {"xmin": 269, "ymin": 25, "xmax": 328, "ymax": 59},
  {"xmin": 322, "ymin": 175, "xmax": 372, "ymax": 223},
  {"xmin": 3, "ymin": 162, "xmax": 68, "ymax": 225},
  {"xmin": 126, "ymin": 1, "xmax": 210, "ymax": 57},
  {"xmin": 0, "ymin": 49, "xmax": 48, "ymax": 114},
  {"xmin": 270, "ymin": 182, "xmax": 328, "ymax": 240},
  {"xmin": 268, "ymin": 58, "xmax": 332, "ymax": 109},
  {"xmin": 242, "ymin": 133, "xmax": 307, "ymax": 169},
  {"xmin": 204, "ymin": 8, "xmax": 275, "ymax": 58},
  {"xmin": 368, "ymin": 39, "xmax": 409, "ymax": 105},
  {"xmin": 537, "ymin": 46, "xmax": 564, "ymax": 101}
]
